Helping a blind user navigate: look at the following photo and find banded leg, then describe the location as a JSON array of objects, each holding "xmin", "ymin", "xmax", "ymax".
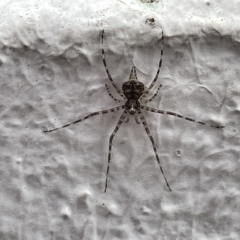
[
  {"xmin": 43, "ymin": 105, "xmax": 125, "ymax": 133},
  {"xmin": 135, "ymin": 114, "xmax": 140, "ymax": 124},
  {"xmin": 125, "ymin": 112, "xmax": 130, "ymax": 123},
  {"xmin": 105, "ymin": 109, "xmax": 128, "ymax": 192},
  {"xmin": 137, "ymin": 109, "xmax": 171, "ymax": 191},
  {"xmin": 101, "ymin": 30, "xmax": 126, "ymax": 99},
  {"xmin": 141, "ymin": 106, "xmax": 225, "ymax": 128},
  {"xmin": 105, "ymin": 84, "xmax": 122, "ymax": 102},
  {"xmin": 140, "ymin": 30, "xmax": 164, "ymax": 100},
  {"xmin": 142, "ymin": 84, "xmax": 162, "ymax": 104}
]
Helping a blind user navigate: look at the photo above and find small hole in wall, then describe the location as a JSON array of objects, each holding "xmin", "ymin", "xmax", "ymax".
[
  {"xmin": 176, "ymin": 149, "xmax": 182, "ymax": 157},
  {"xmin": 145, "ymin": 17, "xmax": 155, "ymax": 25},
  {"xmin": 205, "ymin": 0, "xmax": 210, "ymax": 6}
]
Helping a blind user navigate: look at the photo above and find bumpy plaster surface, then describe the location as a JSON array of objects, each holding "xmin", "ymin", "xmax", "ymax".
[{"xmin": 0, "ymin": 0, "xmax": 239, "ymax": 239}]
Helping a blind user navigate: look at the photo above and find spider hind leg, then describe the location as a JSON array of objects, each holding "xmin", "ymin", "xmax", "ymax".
[
  {"xmin": 137, "ymin": 109, "xmax": 172, "ymax": 191},
  {"xmin": 104, "ymin": 109, "xmax": 128, "ymax": 192}
]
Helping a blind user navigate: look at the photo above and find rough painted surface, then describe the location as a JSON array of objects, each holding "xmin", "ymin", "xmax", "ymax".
[{"xmin": 0, "ymin": 0, "xmax": 239, "ymax": 239}]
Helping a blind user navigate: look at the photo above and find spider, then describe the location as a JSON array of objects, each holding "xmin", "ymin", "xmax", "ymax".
[{"xmin": 43, "ymin": 30, "xmax": 224, "ymax": 192}]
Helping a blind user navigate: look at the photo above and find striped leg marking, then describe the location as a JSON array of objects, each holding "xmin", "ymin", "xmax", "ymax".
[
  {"xmin": 105, "ymin": 109, "xmax": 128, "ymax": 192},
  {"xmin": 142, "ymin": 84, "xmax": 162, "ymax": 104},
  {"xmin": 140, "ymin": 30, "xmax": 164, "ymax": 100},
  {"xmin": 125, "ymin": 112, "xmax": 130, "ymax": 123},
  {"xmin": 105, "ymin": 84, "xmax": 122, "ymax": 102},
  {"xmin": 137, "ymin": 109, "xmax": 172, "ymax": 191},
  {"xmin": 43, "ymin": 105, "xmax": 125, "ymax": 133},
  {"xmin": 141, "ymin": 106, "xmax": 225, "ymax": 128},
  {"xmin": 135, "ymin": 114, "xmax": 140, "ymax": 124},
  {"xmin": 101, "ymin": 30, "xmax": 126, "ymax": 99}
]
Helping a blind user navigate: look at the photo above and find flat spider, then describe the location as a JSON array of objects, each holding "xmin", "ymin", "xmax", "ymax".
[{"xmin": 43, "ymin": 30, "xmax": 224, "ymax": 192}]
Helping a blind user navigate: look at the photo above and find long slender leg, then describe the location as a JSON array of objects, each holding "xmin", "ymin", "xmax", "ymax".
[
  {"xmin": 105, "ymin": 109, "xmax": 128, "ymax": 192},
  {"xmin": 142, "ymin": 84, "xmax": 162, "ymax": 104},
  {"xmin": 101, "ymin": 30, "xmax": 126, "ymax": 99},
  {"xmin": 141, "ymin": 106, "xmax": 225, "ymax": 128},
  {"xmin": 43, "ymin": 105, "xmax": 125, "ymax": 133},
  {"xmin": 140, "ymin": 30, "xmax": 164, "ymax": 100},
  {"xmin": 105, "ymin": 84, "xmax": 122, "ymax": 102},
  {"xmin": 137, "ymin": 109, "xmax": 171, "ymax": 191}
]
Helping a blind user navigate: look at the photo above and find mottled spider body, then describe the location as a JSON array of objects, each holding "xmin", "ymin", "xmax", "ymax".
[
  {"xmin": 122, "ymin": 67, "xmax": 144, "ymax": 115},
  {"xmin": 43, "ymin": 30, "xmax": 224, "ymax": 193}
]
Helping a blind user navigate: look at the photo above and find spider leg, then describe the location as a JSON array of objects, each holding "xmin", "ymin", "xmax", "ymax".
[
  {"xmin": 125, "ymin": 112, "xmax": 130, "ymax": 123},
  {"xmin": 135, "ymin": 114, "xmax": 140, "ymax": 124},
  {"xmin": 140, "ymin": 30, "xmax": 164, "ymax": 100},
  {"xmin": 141, "ymin": 106, "xmax": 225, "ymax": 128},
  {"xmin": 101, "ymin": 30, "xmax": 126, "ymax": 100},
  {"xmin": 142, "ymin": 84, "xmax": 162, "ymax": 104},
  {"xmin": 105, "ymin": 84, "xmax": 122, "ymax": 102},
  {"xmin": 43, "ymin": 105, "xmax": 125, "ymax": 133},
  {"xmin": 105, "ymin": 109, "xmax": 128, "ymax": 192},
  {"xmin": 137, "ymin": 109, "xmax": 171, "ymax": 191}
]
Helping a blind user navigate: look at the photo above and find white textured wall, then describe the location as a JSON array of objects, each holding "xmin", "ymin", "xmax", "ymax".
[{"xmin": 0, "ymin": 1, "xmax": 239, "ymax": 239}]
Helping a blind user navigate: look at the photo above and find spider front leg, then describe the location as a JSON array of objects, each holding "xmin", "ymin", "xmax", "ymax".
[
  {"xmin": 105, "ymin": 109, "xmax": 128, "ymax": 192},
  {"xmin": 105, "ymin": 84, "xmax": 122, "ymax": 102},
  {"xmin": 140, "ymin": 30, "xmax": 164, "ymax": 100},
  {"xmin": 142, "ymin": 84, "xmax": 162, "ymax": 104},
  {"xmin": 43, "ymin": 105, "xmax": 125, "ymax": 133},
  {"xmin": 101, "ymin": 30, "xmax": 126, "ymax": 100},
  {"xmin": 137, "ymin": 109, "xmax": 172, "ymax": 192},
  {"xmin": 141, "ymin": 106, "xmax": 225, "ymax": 128}
]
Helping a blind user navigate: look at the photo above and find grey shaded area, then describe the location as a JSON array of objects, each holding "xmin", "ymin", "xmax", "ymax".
[{"xmin": 0, "ymin": 0, "xmax": 239, "ymax": 239}]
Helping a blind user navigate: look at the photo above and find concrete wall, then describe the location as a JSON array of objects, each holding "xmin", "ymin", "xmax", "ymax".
[{"xmin": 0, "ymin": 0, "xmax": 238, "ymax": 239}]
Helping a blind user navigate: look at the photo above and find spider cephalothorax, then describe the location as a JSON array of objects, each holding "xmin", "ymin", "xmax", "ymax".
[
  {"xmin": 122, "ymin": 66, "xmax": 144, "ymax": 115},
  {"xmin": 43, "ymin": 30, "xmax": 224, "ymax": 193}
]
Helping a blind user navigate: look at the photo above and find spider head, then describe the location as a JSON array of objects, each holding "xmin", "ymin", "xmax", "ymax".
[{"xmin": 122, "ymin": 66, "xmax": 145, "ymax": 99}]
